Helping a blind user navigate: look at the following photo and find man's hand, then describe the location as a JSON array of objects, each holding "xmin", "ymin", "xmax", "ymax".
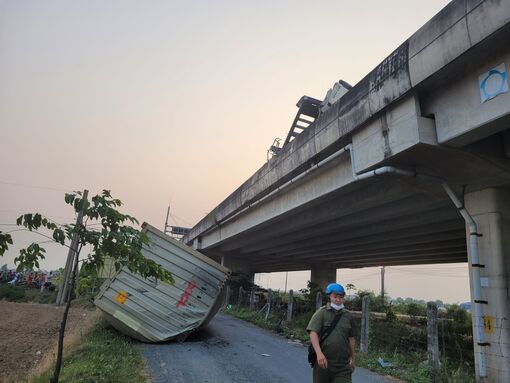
[
  {"xmin": 349, "ymin": 336, "xmax": 356, "ymax": 372},
  {"xmin": 310, "ymin": 331, "xmax": 328, "ymax": 369},
  {"xmin": 317, "ymin": 351, "xmax": 328, "ymax": 369},
  {"xmin": 349, "ymin": 357, "xmax": 356, "ymax": 372}
]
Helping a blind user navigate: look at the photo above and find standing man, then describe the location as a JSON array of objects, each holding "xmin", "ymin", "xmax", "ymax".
[{"xmin": 307, "ymin": 283, "xmax": 356, "ymax": 383}]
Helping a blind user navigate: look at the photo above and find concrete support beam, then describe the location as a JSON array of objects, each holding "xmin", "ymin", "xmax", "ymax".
[
  {"xmin": 192, "ymin": 237, "xmax": 201, "ymax": 250},
  {"xmin": 422, "ymin": 49, "xmax": 510, "ymax": 147},
  {"xmin": 310, "ymin": 267, "xmax": 336, "ymax": 291},
  {"xmin": 465, "ymin": 188, "xmax": 510, "ymax": 382},
  {"xmin": 221, "ymin": 255, "xmax": 254, "ymax": 283},
  {"xmin": 352, "ymin": 94, "xmax": 436, "ymax": 173}
]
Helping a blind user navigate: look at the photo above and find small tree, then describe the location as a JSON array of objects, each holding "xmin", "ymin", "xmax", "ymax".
[
  {"xmin": 299, "ymin": 280, "xmax": 323, "ymax": 309},
  {"xmin": 76, "ymin": 263, "xmax": 102, "ymax": 297},
  {"xmin": 0, "ymin": 190, "xmax": 173, "ymax": 383},
  {"xmin": 0, "ymin": 232, "xmax": 13, "ymax": 255},
  {"xmin": 345, "ymin": 283, "xmax": 356, "ymax": 294},
  {"xmin": 348, "ymin": 289, "xmax": 388, "ymax": 312}
]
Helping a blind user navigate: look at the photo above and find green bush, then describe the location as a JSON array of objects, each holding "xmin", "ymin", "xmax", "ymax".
[
  {"xmin": 76, "ymin": 274, "xmax": 104, "ymax": 297},
  {"xmin": 368, "ymin": 319, "xmax": 427, "ymax": 353},
  {"xmin": 298, "ymin": 280, "xmax": 325, "ymax": 308},
  {"xmin": 0, "ymin": 284, "xmax": 27, "ymax": 301},
  {"xmin": 393, "ymin": 301, "xmax": 427, "ymax": 317},
  {"xmin": 439, "ymin": 305, "xmax": 473, "ymax": 364},
  {"xmin": 346, "ymin": 289, "xmax": 387, "ymax": 312},
  {"xmin": 227, "ymin": 271, "xmax": 256, "ymax": 291},
  {"xmin": 0, "ymin": 283, "xmax": 60, "ymax": 304},
  {"xmin": 357, "ymin": 351, "xmax": 474, "ymax": 383},
  {"xmin": 76, "ymin": 264, "xmax": 106, "ymax": 297}
]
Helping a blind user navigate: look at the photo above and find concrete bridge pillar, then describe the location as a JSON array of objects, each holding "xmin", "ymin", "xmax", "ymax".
[
  {"xmin": 310, "ymin": 266, "xmax": 336, "ymax": 292},
  {"xmin": 220, "ymin": 256, "xmax": 254, "ymax": 283},
  {"xmin": 465, "ymin": 188, "xmax": 510, "ymax": 382}
]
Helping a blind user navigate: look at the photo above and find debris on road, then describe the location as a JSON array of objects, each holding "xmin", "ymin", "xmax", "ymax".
[{"xmin": 377, "ymin": 358, "xmax": 394, "ymax": 368}]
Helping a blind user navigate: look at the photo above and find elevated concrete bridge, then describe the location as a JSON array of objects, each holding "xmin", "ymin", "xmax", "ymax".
[{"xmin": 184, "ymin": 1, "xmax": 510, "ymax": 381}]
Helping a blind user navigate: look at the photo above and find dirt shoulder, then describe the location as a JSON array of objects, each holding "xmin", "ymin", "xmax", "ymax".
[{"xmin": 0, "ymin": 300, "xmax": 95, "ymax": 383}]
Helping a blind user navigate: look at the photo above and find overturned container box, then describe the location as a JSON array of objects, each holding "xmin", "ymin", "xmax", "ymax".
[{"xmin": 94, "ymin": 222, "xmax": 231, "ymax": 342}]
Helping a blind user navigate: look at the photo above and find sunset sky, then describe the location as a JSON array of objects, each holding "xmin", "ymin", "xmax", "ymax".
[{"xmin": 1, "ymin": 0, "xmax": 469, "ymax": 303}]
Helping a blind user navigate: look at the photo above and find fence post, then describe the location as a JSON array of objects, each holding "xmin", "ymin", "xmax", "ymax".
[
  {"xmin": 441, "ymin": 318, "xmax": 446, "ymax": 360},
  {"xmin": 427, "ymin": 302, "xmax": 440, "ymax": 370},
  {"xmin": 287, "ymin": 289, "xmax": 294, "ymax": 322},
  {"xmin": 224, "ymin": 285, "xmax": 231, "ymax": 308},
  {"xmin": 265, "ymin": 289, "xmax": 272, "ymax": 320},
  {"xmin": 360, "ymin": 295, "xmax": 370, "ymax": 354},
  {"xmin": 249, "ymin": 289, "xmax": 255, "ymax": 310},
  {"xmin": 315, "ymin": 291, "xmax": 323, "ymax": 311},
  {"xmin": 238, "ymin": 286, "xmax": 244, "ymax": 308}
]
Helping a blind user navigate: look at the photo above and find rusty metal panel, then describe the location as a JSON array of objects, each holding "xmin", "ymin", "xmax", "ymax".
[{"xmin": 94, "ymin": 222, "xmax": 230, "ymax": 342}]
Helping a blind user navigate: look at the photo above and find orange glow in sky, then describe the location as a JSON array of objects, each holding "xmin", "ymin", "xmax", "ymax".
[{"xmin": 1, "ymin": 0, "xmax": 469, "ymax": 302}]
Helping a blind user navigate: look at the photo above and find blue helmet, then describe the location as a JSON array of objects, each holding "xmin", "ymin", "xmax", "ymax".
[{"xmin": 326, "ymin": 283, "xmax": 345, "ymax": 295}]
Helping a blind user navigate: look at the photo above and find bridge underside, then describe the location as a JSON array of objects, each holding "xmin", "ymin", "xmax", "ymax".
[
  {"xmin": 203, "ymin": 176, "xmax": 467, "ymax": 273},
  {"xmin": 200, "ymin": 132, "xmax": 510, "ymax": 273}
]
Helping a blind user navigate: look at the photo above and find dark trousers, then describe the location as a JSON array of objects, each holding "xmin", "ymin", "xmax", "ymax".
[{"xmin": 312, "ymin": 365, "xmax": 352, "ymax": 383}]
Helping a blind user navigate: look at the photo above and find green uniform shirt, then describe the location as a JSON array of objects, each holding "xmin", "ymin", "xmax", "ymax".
[{"xmin": 306, "ymin": 304, "xmax": 355, "ymax": 369}]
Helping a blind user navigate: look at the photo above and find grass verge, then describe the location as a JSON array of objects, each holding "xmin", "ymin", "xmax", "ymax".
[
  {"xmin": 30, "ymin": 321, "xmax": 148, "ymax": 383},
  {"xmin": 0, "ymin": 284, "xmax": 58, "ymax": 303},
  {"xmin": 356, "ymin": 351, "xmax": 474, "ymax": 383},
  {"xmin": 223, "ymin": 306, "xmax": 311, "ymax": 343}
]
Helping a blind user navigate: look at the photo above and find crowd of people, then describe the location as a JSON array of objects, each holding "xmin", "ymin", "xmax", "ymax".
[{"xmin": 0, "ymin": 269, "xmax": 55, "ymax": 292}]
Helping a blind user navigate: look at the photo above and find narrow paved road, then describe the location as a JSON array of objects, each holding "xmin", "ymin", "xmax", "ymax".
[{"xmin": 139, "ymin": 313, "xmax": 395, "ymax": 383}]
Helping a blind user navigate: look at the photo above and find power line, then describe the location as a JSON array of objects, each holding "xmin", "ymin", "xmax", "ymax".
[
  {"xmin": 389, "ymin": 266, "xmax": 468, "ymax": 273},
  {"xmin": 346, "ymin": 271, "xmax": 380, "ymax": 283},
  {"xmin": 169, "ymin": 212, "xmax": 192, "ymax": 226},
  {"xmin": 388, "ymin": 264, "xmax": 467, "ymax": 270},
  {"xmin": 387, "ymin": 268, "xmax": 468, "ymax": 278},
  {"xmin": 0, "ymin": 209, "xmax": 76, "ymax": 223},
  {"xmin": 0, "ymin": 180, "xmax": 73, "ymax": 193}
]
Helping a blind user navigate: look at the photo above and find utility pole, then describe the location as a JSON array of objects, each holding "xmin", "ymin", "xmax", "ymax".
[
  {"xmin": 164, "ymin": 206, "xmax": 170, "ymax": 234},
  {"xmin": 56, "ymin": 189, "xmax": 88, "ymax": 306},
  {"xmin": 284, "ymin": 271, "xmax": 288, "ymax": 293},
  {"xmin": 162, "ymin": 206, "xmax": 190, "ymax": 239},
  {"xmin": 380, "ymin": 266, "xmax": 385, "ymax": 301}
]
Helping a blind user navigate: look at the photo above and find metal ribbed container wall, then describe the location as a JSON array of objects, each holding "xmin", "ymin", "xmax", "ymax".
[{"xmin": 94, "ymin": 223, "xmax": 231, "ymax": 342}]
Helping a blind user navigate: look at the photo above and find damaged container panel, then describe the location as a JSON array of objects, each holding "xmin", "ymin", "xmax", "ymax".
[{"xmin": 94, "ymin": 222, "xmax": 231, "ymax": 342}]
